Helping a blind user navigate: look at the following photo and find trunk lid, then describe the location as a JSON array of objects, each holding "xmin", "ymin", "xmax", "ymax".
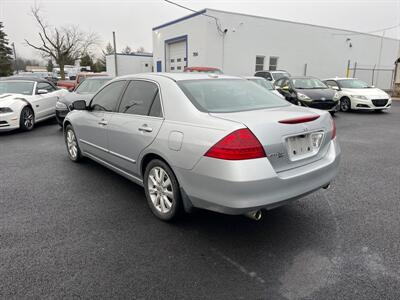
[{"xmin": 210, "ymin": 105, "xmax": 332, "ymax": 172}]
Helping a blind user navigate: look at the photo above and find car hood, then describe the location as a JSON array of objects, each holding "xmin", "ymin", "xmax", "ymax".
[
  {"xmin": 341, "ymin": 88, "xmax": 389, "ymax": 98},
  {"xmin": 59, "ymin": 92, "xmax": 94, "ymax": 105},
  {"xmin": 296, "ymin": 88, "xmax": 336, "ymax": 100},
  {"xmin": 0, "ymin": 93, "xmax": 30, "ymax": 107}
]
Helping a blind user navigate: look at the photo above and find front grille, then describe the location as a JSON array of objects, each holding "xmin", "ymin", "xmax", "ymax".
[
  {"xmin": 309, "ymin": 100, "xmax": 336, "ymax": 110},
  {"xmin": 372, "ymin": 99, "xmax": 388, "ymax": 107}
]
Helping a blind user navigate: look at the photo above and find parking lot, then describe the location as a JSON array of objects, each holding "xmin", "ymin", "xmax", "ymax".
[{"xmin": 0, "ymin": 102, "xmax": 399, "ymax": 299}]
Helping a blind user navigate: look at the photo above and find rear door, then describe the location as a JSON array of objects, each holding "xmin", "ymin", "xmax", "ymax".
[
  {"xmin": 76, "ymin": 80, "xmax": 127, "ymax": 161},
  {"xmin": 107, "ymin": 80, "xmax": 164, "ymax": 176}
]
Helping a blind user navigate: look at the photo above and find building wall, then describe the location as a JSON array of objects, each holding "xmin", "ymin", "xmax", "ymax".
[
  {"xmin": 153, "ymin": 9, "xmax": 400, "ymax": 90},
  {"xmin": 106, "ymin": 54, "xmax": 153, "ymax": 77}
]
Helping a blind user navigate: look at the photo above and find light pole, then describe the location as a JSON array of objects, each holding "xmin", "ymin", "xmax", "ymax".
[
  {"xmin": 11, "ymin": 42, "xmax": 18, "ymax": 74},
  {"xmin": 112, "ymin": 31, "xmax": 118, "ymax": 77}
]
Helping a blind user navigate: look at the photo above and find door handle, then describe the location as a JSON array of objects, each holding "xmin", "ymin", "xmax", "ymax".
[
  {"xmin": 98, "ymin": 120, "xmax": 108, "ymax": 126},
  {"xmin": 138, "ymin": 124, "xmax": 153, "ymax": 133}
]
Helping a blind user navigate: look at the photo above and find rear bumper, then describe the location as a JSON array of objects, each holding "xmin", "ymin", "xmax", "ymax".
[{"xmin": 175, "ymin": 138, "xmax": 341, "ymax": 215}]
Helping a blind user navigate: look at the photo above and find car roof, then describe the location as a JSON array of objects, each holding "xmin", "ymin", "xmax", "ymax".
[
  {"xmin": 84, "ymin": 76, "xmax": 114, "ymax": 80},
  {"xmin": 184, "ymin": 67, "xmax": 220, "ymax": 71},
  {"xmin": 255, "ymin": 70, "xmax": 289, "ymax": 73},
  {"xmin": 115, "ymin": 72, "xmax": 241, "ymax": 82},
  {"xmin": 244, "ymin": 76, "xmax": 264, "ymax": 79},
  {"xmin": 290, "ymin": 76, "xmax": 319, "ymax": 80},
  {"xmin": 323, "ymin": 77, "xmax": 356, "ymax": 81},
  {"xmin": 0, "ymin": 76, "xmax": 52, "ymax": 84}
]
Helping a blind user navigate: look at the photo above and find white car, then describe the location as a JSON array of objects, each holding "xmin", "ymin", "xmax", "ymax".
[
  {"xmin": 0, "ymin": 77, "xmax": 68, "ymax": 131},
  {"xmin": 245, "ymin": 76, "xmax": 285, "ymax": 98},
  {"xmin": 323, "ymin": 78, "xmax": 392, "ymax": 112}
]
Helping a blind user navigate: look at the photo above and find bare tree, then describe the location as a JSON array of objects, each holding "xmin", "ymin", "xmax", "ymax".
[
  {"xmin": 25, "ymin": 6, "xmax": 99, "ymax": 79},
  {"xmin": 136, "ymin": 46, "xmax": 146, "ymax": 53},
  {"xmin": 122, "ymin": 46, "xmax": 132, "ymax": 54}
]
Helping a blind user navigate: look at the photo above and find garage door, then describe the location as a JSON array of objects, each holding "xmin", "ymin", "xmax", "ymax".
[{"xmin": 167, "ymin": 40, "xmax": 187, "ymax": 72}]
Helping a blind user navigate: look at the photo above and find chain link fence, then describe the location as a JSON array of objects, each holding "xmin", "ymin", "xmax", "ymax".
[{"xmin": 347, "ymin": 62, "xmax": 395, "ymax": 91}]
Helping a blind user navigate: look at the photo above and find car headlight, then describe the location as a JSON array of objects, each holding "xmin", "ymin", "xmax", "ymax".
[
  {"xmin": 333, "ymin": 92, "xmax": 340, "ymax": 101},
  {"xmin": 0, "ymin": 107, "xmax": 13, "ymax": 113},
  {"xmin": 351, "ymin": 95, "xmax": 368, "ymax": 100},
  {"xmin": 297, "ymin": 93, "xmax": 312, "ymax": 101},
  {"xmin": 55, "ymin": 101, "xmax": 68, "ymax": 109}
]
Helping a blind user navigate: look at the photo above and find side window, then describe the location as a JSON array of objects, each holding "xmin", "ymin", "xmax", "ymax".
[
  {"xmin": 91, "ymin": 81, "xmax": 126, "ymax": 112},
  {"xmin": 149, "ymin": 92, "xmax": 162, "ymax": 117},
  {"xmin": 265, "ymin": 72, "xmax": 273, "ymax": 81},
  {"xmin": 274, "ymin": 78, "xmax": 284, "ymax": 87},
  {"xmin": 326, "ymin": 80, "xmax": 338, "ymax": 89},
  {"xmin": 118, "ymin": 80, "xmax": 160, "ymax": 116},
  {"xmin": 255, "ymin": 72, "xmax": 266, "ymax": 78},
  {"xmin": 37, "ymin": 82, "xmax": 55, "ymax": 93}
]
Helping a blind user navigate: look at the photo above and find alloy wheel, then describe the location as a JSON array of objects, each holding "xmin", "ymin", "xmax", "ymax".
[
  {"xmin": 148, "ymin": 166, "xmax": 174, "ymax": 214},
  {"xmin": 23, "ymin": 108, "xmax": 34, "ymax": 129},
  {"xmin": 66, "ymin": 129, "xmax": 78, "ymax": 159},
  {"xmin": 340, "ymin": 98, "xmax": 350, "ymax": 112}
]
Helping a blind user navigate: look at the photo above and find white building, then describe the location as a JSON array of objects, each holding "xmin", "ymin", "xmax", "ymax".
[
  {"xmin": 106, "ymin": 52, "xmax": 153, "ymax": 77},
  {"xmin": 152, "ymin": 8, "xmax": 400, "ymax": 90}
]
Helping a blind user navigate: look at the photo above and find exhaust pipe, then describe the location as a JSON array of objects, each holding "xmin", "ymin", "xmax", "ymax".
[
  {"xmin": 322, "ymin": 183, "xmax": 331, "ymax": 190},
  {"xmin": 244, "ymin": 210, "xmax": 262, "ymax": 221}
]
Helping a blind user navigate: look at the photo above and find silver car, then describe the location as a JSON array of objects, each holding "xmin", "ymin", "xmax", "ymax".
[{"xmin": 64, "ymin": 73, "xmax": 340, "ymax": 221}]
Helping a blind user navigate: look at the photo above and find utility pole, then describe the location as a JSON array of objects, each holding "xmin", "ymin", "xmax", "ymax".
[
  {"xmin": 375, "ymin": 30, "xmax": 385, "ymax": 86},
  {"xmin": 11, "ymin": 42, "xmax": 18, "ymax": 74},
  {"xmin": 112, "ymin": 31, "xmax": 118, "ymax": 77}
]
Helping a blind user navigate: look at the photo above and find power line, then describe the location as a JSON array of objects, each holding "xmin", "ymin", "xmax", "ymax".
[{"xmin": 163, "ymin": 0, "xmax": 224, "ymax": 35}]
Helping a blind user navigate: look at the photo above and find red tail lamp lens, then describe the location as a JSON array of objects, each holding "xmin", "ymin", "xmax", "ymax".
[{"xmin": 205, "ymin": 128, "xmax": 266, "ymax": 160}]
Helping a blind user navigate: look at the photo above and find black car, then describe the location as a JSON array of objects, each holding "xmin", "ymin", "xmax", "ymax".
[
  {"xmin": 55, "ymin": 76, "xmax": 113, "ymax": 126},
  {"xmin": 274, "ymin": 76, "xmax": 339, "ymax": 113}
]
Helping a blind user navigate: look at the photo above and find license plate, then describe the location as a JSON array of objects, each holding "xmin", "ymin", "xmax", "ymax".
[{"xmin": 286, "ymin": 132, "xmax": 324, "ymax": 161}]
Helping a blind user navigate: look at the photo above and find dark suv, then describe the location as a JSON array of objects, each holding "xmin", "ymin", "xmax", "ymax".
[{"xmin": 274, "ymin": 76, "xmax": 339, "ymax": 113}]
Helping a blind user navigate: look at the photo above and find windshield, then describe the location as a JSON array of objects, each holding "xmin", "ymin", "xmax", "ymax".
[
  {"xmin": 338, "ymin": 79, "xmax": 370, "ymax": 89},
  {"xmin": 292, "ymin": 78, "xmax": 328, "ymax": 89},
  {"xmin": 248, "ymin": 78, "xmax": 274, "ymax": 90},
  {"xmin": 0, "ymin": 81, "xmax": 34, "ymax": 95},
  {"xmin": 75, "ymin": 78, "xmax": 111, "ymax": 94},
  {"xmin": 272, "ymin": 72, "xmax": 290, "ymax": 80},
  {"xmin": 178, "ymin": 79, "xmax": 288, "ymax": 113}
]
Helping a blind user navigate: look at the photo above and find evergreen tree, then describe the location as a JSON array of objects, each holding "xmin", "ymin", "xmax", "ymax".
[
  {"xmin": 80, "ymin": 52, "xmax": 94, "ymax": 71},
  {"xmin": 0, "ymin": 22, "xmax": 14, "ymax": 77}
]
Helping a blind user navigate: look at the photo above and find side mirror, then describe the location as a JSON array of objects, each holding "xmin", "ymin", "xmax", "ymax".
[
  {"xmin": 281, "ymin": 85, "xmax": 290, "ymax": 91},
  {"xmin": 37, "ymin": 89, "xmax": 48, "ymax": 95},
  {"xmin": 71, "ymin": 100, "xmax": 87, "ymax": 110},
  {"xmin": 68, "ymin": 87, "xmax": 75, "ymax": 92},
  {"xmin": 330, "ymin": 86, "xmax": 339, "ymax": 91},
  {"xmin": 266, "ymin": 77, "xmax": 273, "ymax": 81}
]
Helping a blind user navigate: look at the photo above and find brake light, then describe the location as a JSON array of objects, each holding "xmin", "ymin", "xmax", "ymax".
[
  {"xmin": 331, "ymin": 118, "xmax": 336, "ymax": 139},
  {"xmin": 205, "ymin": 128, "xmax": 266, "ymax": 160},
  {"xmin": 279, "ymin": 115, "xmax": 320, "ymax": 124}
]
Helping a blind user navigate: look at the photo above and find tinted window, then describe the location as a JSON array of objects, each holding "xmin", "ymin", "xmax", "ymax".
[
  {"xmin": 75, "ymin": 78, "xmax": 111, "ymax": 94},
  {"xmin": 325, "ymin": 80, "xmax": 339, "ymax": 88},
  {"xmin": 178, "ymin": 79, "xmax": 288, "ymax": 113},
  {"xmin": 118, "ymin": 80, "xmax": 159, "ymax": 116},
  {"xmin": 149, "ymin": 93, "xmax": 162, "ymax": 117},
  {"xmin": 37, "ymin": 82, "xmax": 55, "ymax": 92},
  {"xmin": 91, "ymin": 81, "xmax": 126, "ymax": 112}
]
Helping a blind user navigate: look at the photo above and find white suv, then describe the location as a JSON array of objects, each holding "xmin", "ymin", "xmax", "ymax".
[{"xmin": 323, "ymin": 78, "xmax": 391, "ymax": 112}]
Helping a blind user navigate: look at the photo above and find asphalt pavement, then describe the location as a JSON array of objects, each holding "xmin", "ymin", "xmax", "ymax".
[{"xmin": 1, "ymin": 103, "xmax": 399, "ymax": 299}]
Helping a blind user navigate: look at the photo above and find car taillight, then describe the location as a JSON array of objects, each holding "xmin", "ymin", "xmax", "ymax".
[
  {"xmin": 205, "ymin": 128, "xmax": 266, "ymax": 160},
  {"xmin": 331, "ymin": 118, "xmax": 336, "ymax": 139}
]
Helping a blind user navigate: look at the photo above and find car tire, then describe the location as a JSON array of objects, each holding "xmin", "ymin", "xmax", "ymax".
[
  {"xmin": 19, "ymin": 106, "xmax": 35, "ymax": 131},
  {"xmin": 64, "ymin": 125, "xmax": 82, "ymax": 162},
  {"xmin": 144, "ymin": 159, "xmax": 182, "ymax": 221},
  {"xmin": 340, "ymin": 97, "xmax": 351, "ymax": 112}
]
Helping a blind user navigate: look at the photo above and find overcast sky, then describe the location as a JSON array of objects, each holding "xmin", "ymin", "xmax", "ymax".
[{"xmin": 1, "ymin": 0, "xmax": 399, "ymax": 61}]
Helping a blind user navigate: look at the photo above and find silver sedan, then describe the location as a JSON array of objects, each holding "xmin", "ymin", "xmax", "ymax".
[{"xmin": 64, "ymin": 73, "xmax": 340, "ymax": 221}]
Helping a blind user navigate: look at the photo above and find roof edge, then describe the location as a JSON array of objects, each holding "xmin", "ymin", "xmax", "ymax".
[{"xmin": 152, "ymin": 9, "xmax": 207, "ymax": 31}]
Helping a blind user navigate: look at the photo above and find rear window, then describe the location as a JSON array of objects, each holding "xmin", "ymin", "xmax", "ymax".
[{"xmin": 178, "ymin": 79, "xmax": 288, "ymax": 113}]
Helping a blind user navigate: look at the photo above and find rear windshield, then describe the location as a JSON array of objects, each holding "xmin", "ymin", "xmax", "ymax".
[
  {"xmin": 75, "ymin": 78, "xmax": 111, "ymax": 94},
  {"xmin": 178, "ymin": 79, "xmax": 288, "ymax": 113}
]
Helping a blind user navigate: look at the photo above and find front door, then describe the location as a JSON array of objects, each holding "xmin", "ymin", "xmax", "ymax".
[
  {"xmin": 107, "ymin": 80, "xmax": 164, "ymax": 177},
  {"xmin": 76, "ymin": 80, "xmax": 127, "ymax": 161}
]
